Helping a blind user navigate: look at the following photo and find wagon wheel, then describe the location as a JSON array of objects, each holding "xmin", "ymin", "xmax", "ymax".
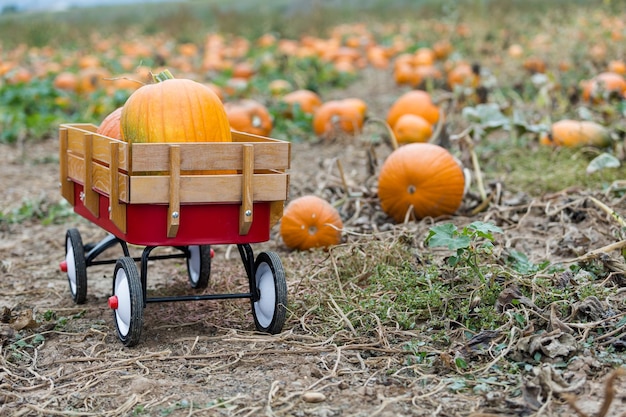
[
  {"xmin": 186, "ymin": 245, "xmax": 212, "ymax": 289},
  {"xmin": 63, "ymin": 228, "xmax": 87, "ymax": 304},
  {"xmin": 251, "ymin": 251, "xmax": 287, "ymax": 334},
  {"xmin": 109, "ymin": 257, "xmax": 143, "ymax": 347}
]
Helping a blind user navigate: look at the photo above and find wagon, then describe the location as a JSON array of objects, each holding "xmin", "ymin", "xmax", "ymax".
[{"xmin": 58, "ymin": 123, "xmax": 290, "ymax": 347}]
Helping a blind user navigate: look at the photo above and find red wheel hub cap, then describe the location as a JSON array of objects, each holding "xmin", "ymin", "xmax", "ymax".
[{"xmin": 108, "ymin": 295, "xmax": 119, "ymax": 309}]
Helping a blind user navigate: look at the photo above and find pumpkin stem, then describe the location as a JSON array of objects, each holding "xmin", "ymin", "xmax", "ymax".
[
  {"xmin": 152, "ymin": 69, "xmax": 175, "ymax": 83},
  {"xmin": 364, "ymin": 117, "xmax": 398, "ymax": 150}
]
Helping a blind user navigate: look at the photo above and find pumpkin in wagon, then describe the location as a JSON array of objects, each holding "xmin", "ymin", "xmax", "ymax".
[
  {"xmin": 120, "ymin": 69, "xmax": 232, "ymax": 145},
  {"xmin": 120, "ymin": 69, "xmax": 233, "ymax": 174},
  {"xmin": 280, "ymin": 195, "xmax": 343, "ymax": 251},
  {"xmin": 96, "ymin": 106, "xmax": 123, "ymax": 140},
  {"xmin": 378, "ymin": 143, "xmax": 465, "ymax": 222}
]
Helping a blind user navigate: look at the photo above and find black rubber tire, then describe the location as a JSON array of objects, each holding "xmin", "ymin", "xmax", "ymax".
[
  {"xmin": 112, "ymin": 257, "xmax": 144, "ymax": 347},
  {"xmin": 251, "ymin": 251, "xmax": 287, "ymax": 334},
  {"xmin": 186, "ymin": 245, "xmax": 211, "ymax": 289},
  {"xmin": 65, "ymin": 228, "xmax": 87, "ymax": 304}
]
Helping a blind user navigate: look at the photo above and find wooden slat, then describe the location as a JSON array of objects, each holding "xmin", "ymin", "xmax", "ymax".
[
  {"xmin": 129, "ymin": 173, "xmax": 288, "ymax": 204},
  {"xmin": 61, "ymin": 124, "xmax": 129, "ymax": 171},
  {"xmin": 232, "ymin": 130, "xmax": 284, "ymax": 143},
  {"xmin": 82, "ymin": 133, "xmax": 99, "ymax": 217},
  {"xmin": 130, "ymin": 141, "xmax": 290, "ymax": 173},
  {"xmin": 109, "ymin": 141, "xmax": 126, "ymax": 233},
  {"xmin": 66, "ymin": 153, "xmax": 130, "ymax": 202},
  {"xmin": 239, "ymin": 144, "xmax": 254, "ymax": 235},
  {"xmin": 167, "ymin": 145, "xmax": 181, "ymax": 238},
  {"xmin": 269, "ymin": 201, "xmax": 284, "ymax": 228},
  {"xmin": 58, "ymin": 127, "xmax": 74, "ymax": 205}
]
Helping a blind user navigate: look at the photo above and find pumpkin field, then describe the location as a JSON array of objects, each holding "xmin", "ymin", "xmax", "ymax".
[{"xmin": 1, "ymin": 0, "xmax": 626, "ymax": 415}]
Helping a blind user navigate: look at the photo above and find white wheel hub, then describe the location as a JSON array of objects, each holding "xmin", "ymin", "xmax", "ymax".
[
  {"xmin": 188, "ymin": 246, "xmax": 200, "ymax": 283},
  {"xmin": 66, "ymin": 239, "xmax": 77, "ymax": 294},
  {"xmin": 254, "ymin": 262, "xmax": 276, "ymax": 328},
  {"xmin": 114, "ymin": 269, "xmax": 132, "ymax": 337}
]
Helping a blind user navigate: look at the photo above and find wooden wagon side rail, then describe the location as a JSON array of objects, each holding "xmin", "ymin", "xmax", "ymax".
[{"xmin": 59, "ymin": 123, "xmax": 291, "ymax": 237}]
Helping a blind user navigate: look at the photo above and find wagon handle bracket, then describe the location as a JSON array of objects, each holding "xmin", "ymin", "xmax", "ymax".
[
  {"xmin": 83, "ymin": 132, "xmax": 99, "ymax": 217},
  {"xmin": 167, "ymin": 145, "xmax": 181, "ymax": 238},
  {"xmin": 239, "ymin": 144, "xmax": 254, "ymax": 235},
  {"xmin": 109, "ymin": 141, "xmax": 127, "ymax": 233}
]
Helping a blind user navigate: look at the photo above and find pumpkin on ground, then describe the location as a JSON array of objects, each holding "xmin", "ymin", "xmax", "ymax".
[
  {"xmin": 224, "ymin": 99, "xmax": 273, "ymax": 137},
  {"xmin": 280, "ymin": 195, "xmax": 343, "ymax": 251},
  {"xmin": 281, "ymin": 89, "xmax": 323, "ymax": 116},
  {"xmin": 378, "ymin": 143, "xmax": 465, "ymax": 222},
  {"xmin": 392, "ymin": 113, "xmax": 433, "ymax": 144},
  {"xmin": 96, "ymin": 106, "xmax": 123, "ymax": 140},
  {"xmin": 539, "ymin": 119, "xmax": 611, "ymax": 148},
  {"xmin": 580, "ymin": 71, "xmax": 626, "ymax": 103},
  {"xmin": 386, "ymin": 90, "xmax": 440, "ymax": 129},
  {"xmin": 313, "ymin": 99, "xmax": 365, "ymax": 138}
]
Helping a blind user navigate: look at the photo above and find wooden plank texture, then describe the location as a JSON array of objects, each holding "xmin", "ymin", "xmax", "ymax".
[
  {"xmin": 60, "ymin": 124, "xmax": 290, "ymax": 209},
  {"xmin": 129, "ymin": 173, "xmax": 288, "ymax": 204},
  {"xmin": 58, "ymin": 127, "xmax": 74, "ymax": 205},
  {"xmin": 130, "ymin": 141, "xmax": 289, "ymax": 173},
  {"xmin": 82, "ymin": 133, "xmax": 100, "ymax": 217},
  {"xmin": 66, "ymin": 153, "xmax": 130, "ymax": 202},
  {"xmin": 109, "ymin": 141, "xmax": 127, "ymax": 233},
  {"xmin": 239, "ymin": 144, "xmax": 254, "ymax": 235},
  {"xmin": 167, "ymin": 145, "xmax": 181, "ymax": 238}
]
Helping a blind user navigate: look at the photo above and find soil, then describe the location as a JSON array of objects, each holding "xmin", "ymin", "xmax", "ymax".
[{"xmin": 1, "ymin": 73, "xmax": 626, "ymax": 416}]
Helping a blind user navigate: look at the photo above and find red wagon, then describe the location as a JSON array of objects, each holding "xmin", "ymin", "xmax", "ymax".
[{"xmin": 58, "ymin": 123, "xmax": 290, "ymax": 346}]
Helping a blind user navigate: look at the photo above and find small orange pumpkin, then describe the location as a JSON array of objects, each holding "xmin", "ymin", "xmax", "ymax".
[
  {"xmin": 280, "ymin": 195, "xmax": 343, "ymax": 250},
  {"xmin": 580, "ymin": 72, "xmax": 626, "ymax": 103},
  {"xmin": 224, "ymin": 99, "xmax": 273, "ymax": 137},
  {"xmin": 378, "ymin": 143, "xmax": 465, "ymax": 222},
  {"xmin": 392, "ymin": 114, "xmax": 433, "ymax": 144},
  {"xmin": 53, "ymin": 71, "xmax": 78, "ymax": 91},
  {"xmin": 313, "ymin": 99, "xmax": 365, "ymax": 138},
  {"xmin": 446, "ymin": 62, "xmax": 480, "ymax": 89},
  {"xmin": 386, "ymin": 90, "xmax": 440, "ymax": 128},
  {"xmin": 281, "ymin": 89, "xmax": 323, "ymax": 116},
  {"xmin": 96, "ymin": 107, "xmax": 123, "ymax": 140},
  {"xmin": 539, "ymin": 119, "xmax": 611, "ymax": 148},
  {"xmin": 76, "ymin": 67, "xmax": 110, "ymax": 94}
]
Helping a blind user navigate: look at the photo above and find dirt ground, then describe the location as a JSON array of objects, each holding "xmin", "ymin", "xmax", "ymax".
[{"xmin": 1, "ymin": 73, "xmax": 626, "ymax": 416}]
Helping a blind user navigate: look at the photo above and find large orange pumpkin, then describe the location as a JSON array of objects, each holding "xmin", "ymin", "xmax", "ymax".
[
  {"xmin": 386, "ymin": 90, "xmax": 440, "ymax": 128},
  {"xmin": 378, "ymin": 143, "xmax": 465, "ymax": 222},
  {"xmin": 121, "ymin": 70, "xmax": 232, "ymax": 144},
  {"xmin": 539, "ymin": 119, "xmax": 611, "ymax": 148},
  {"xmin": 96, "ymin": 107, "xmax": 123, "ymax": 140},
  {"xmin": 280, "ymin": 195, "xmax": 343, "ymax": 251}
]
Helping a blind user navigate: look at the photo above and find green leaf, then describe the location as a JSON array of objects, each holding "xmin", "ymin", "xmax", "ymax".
[
  {"xmin": 468, "ymin": 221, "xmax": 503, "ymax": 240},
  {"xmin": 586, "ymin": 153, "xmax": 621, "ymax": 175},
  {"xmin": 462, "ymin": 103, "xmax": 510, "ymax": 130},
  {"xmin": 455, "ymin": 357, "xmax": 469, "ymax": 369},
  {"xmin": 426, "ymin": 224, "xmax": 471, "ymax": 250},
  {"xmin": 507, "ymin": 250, "xmax": 538, "ymax": 274}
]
